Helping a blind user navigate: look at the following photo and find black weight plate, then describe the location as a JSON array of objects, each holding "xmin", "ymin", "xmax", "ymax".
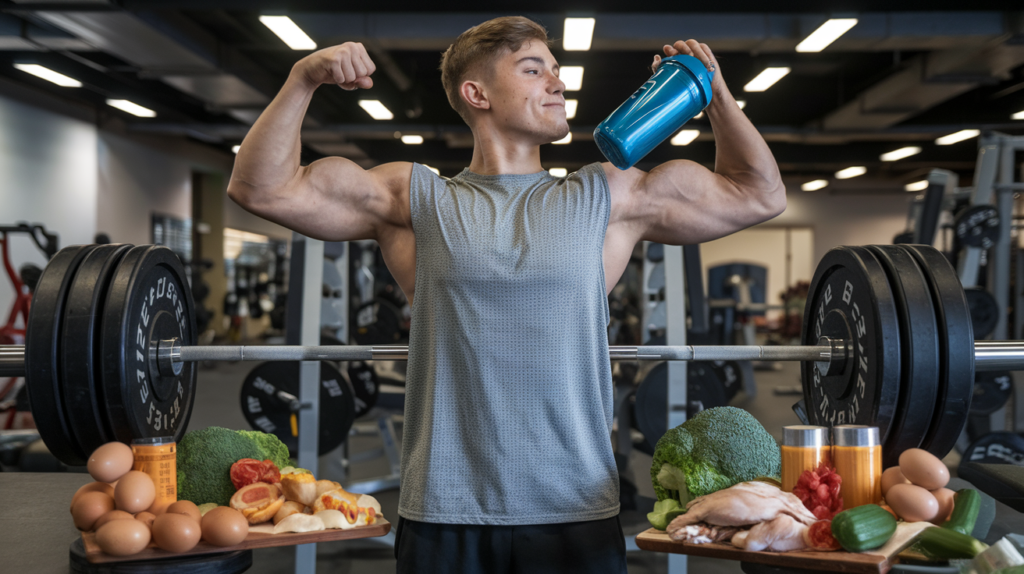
[
  {"xmin": 868, "ymin": 245, "xmax": 941, "ymax": 466},
  {"xmin": 965, "ymin": 288, "xmax": 999, "ymax": 340},
  {"xmin": 100, "ymin": 246, "xmax": 197, "ymax": 445},
  {"xmin": 61, "ymin": 244, "xmax": 133, "ymax": 456},
  {"xmin": 899, "ymin": 244, "xmax": 975, "ymax": 459},
  {"xmin": 239, "ymin": 361, "xmax": 356, "ymax": 455},
  {"xmin": 954, "ymin": 205, "xmax": 1000, "ymax": 249},
  {"xmin": 353, "ymin": 298, "xmax": 403, "ymax": 345},
  {"xmin": 347, "ymin": 361, "xmax": 380, "ymax": 417},
  {"xmin": 801, "ymin": 246, "xmax": 902, "ymax": 436},
  {"xmin": 25, "ymin": 245, "xmax": 97, "ymax": 465},
  {"xmin": 635, "ymin": 362, "xmax": 727, "ymax": 451},
  {"xmin": 971, "ymin": 371, "xmax": 1013, "ymax": 416},
  {"xmin": 710, "ymin": 360, "xmax": 743, "ymax": 401},
  {"xmin": 963, "ymin": 432, "xmax": 1024, "ymax": 466}
]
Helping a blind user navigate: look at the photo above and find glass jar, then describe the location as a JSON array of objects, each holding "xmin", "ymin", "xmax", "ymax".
[
  {"xmin": 832, "ymin": 425, "xmax": 882, "ymax": 509},
  {"xmin": 131, "ymin": 436, "xmax": 176, "ymax": 514},
  {"xmin": 781, "ymin": 425, "xmax": 831, "ymax": 492}
]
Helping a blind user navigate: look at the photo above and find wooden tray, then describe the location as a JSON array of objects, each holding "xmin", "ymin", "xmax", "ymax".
[
  {"xmin": 81, "ymin": 519, "xmax": 391, "ymax": 564},
  {"xmin": 636, "ymin": 528, "xmax": 890, "ymax": 574}
]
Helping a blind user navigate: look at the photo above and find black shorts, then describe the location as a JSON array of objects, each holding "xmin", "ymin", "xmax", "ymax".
[{"xmin": 394, "ymin": 515, "xmax": 628, "ymax": 574}]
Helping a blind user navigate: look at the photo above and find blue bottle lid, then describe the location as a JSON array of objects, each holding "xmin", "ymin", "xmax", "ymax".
[{"xmin": 659, "ymin": 55, "xmax": 714, "ymax": 108}]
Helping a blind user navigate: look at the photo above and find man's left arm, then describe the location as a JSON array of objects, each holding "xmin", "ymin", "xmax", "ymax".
[{"xmin": 606, "ymin": 40, "xmax": 787, "ymax": 247}]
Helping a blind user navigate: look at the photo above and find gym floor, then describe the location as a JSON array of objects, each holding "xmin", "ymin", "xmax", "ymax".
[{"xmin": 186, "ymin": 358, "xmax": 959, "ymax": 574}]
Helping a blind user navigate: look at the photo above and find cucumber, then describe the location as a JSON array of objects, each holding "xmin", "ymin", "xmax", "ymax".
[
  {"xmin": 942, "ymin": 489, "xmax": 982, "ymax": 536},
  {"xmin": 831, "ymin": 504, "xmax": 898, "ymax": 552},
  {"xmin": 916, "ymin": 525, "xmax": 988, "ymax": 559}
]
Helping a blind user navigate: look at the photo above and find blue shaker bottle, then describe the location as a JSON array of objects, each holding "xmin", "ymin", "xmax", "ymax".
[{"xmin": 594, "ymin": 54, "xmax": 714, "ymax": 170}]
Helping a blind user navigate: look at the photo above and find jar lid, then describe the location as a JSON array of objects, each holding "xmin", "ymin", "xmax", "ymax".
[
  {"xmin": 131, "ymin": 437, "xmax": 176, "ymax": 446},
  {"xmin": 783, "ymin": 425, "xmax": 830, "ymax": 447},
  {"xmin": 833, "ymin": 425, "xmax": 880, "ymax": 447}
]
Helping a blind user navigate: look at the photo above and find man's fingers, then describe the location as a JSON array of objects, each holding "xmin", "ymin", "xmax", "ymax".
[
  {"xmin": 356, "ymin": 76, "xmax": 373, "ymax": 89},
  {"xmin": 360, "ymin": 51, "xmax": 377, "ymax": 76},
  {"xmin": 339, "ymin": 58, "xmax": 357, "ymax": 85},
  {"xmin": 652, "ymin": 54, "xmax": 662, "ymax": 72},
  {"xmin": 663, "ymin": 44, "xmax": 679, "ymax": 56}
]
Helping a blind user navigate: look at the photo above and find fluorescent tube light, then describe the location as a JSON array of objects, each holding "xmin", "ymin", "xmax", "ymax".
[
  {"xmin": 1013, "ymin": 110, "xmax": 1024, "ymax": 120},
  {"xmin": 801, "ymin": 179, "xmax": 828, "ymax": 192},
  {"xmin": 13, "ymin": 64, "xmax": 81, "ymax": 87},
  {"xmin": 549, "ymin": 167, "xmax": 568, "ymax": 177},
  {"xmin": 694, "ymin": 111, "xmax": 704, "ymax": 119},
  {"xmin": 880, "ymin": 146, "xmax": 921, "ymax": 161},
  {"xmin": 795, "ymin": 19, "xmax": 859, "ymax": 53},
  {"xmin": 736, "ymin": 100, "xmax": 747, "ymax": 109},
  {"xmin": 106, "ymin": 99, "xmax": 156, "ymax": 118},
  {"xmin": 744, "ymin": 67, "xmax": 791, "ymax": 92},
  {"xmin": 401, "ymin": 135, "xmax": 424, "ymax": 145},
  {"xmin": 553, "ymin": 132, "xmax": 572, "ymax": 144},
  {"xmin": 835, "ymin": 166, "xmax": 866, "ymax": 179},
  {"xmin": 563, "ymin": 18, "xmax": 595, "ymax": 51},
  {"xmin": 935, "ymin": 129, "xmax": 980, "ymax": 145},
  {"xmin": 670, "ymin": 130, "xmax": 700, "ymax": 146},
  {"xmin": 424, "ymin": 165, "xmax": 440, "ymax": 175},
  {"xmin": 259, "ymin": 16, "xmax": 316, "ymax": 50},
  {"xmin": 560, "ymin": 66, "xmax": 584, "ymax": 91},
  {"xmin": 565, "ymin": 99, "xmax": 578, "ymax": 119},
  {"xmin": 359, "ymin": 100, "xmax": 393, "ymax": 120},
  {"xmin": 905, "ymin": 180, "xmax": 929, "ymax": 192},
  {"xmin": 232, "ymin": 145, "xmax": 241, "ymax": 154}
]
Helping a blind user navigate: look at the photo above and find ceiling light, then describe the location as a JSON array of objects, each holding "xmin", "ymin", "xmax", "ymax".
[
  {"xmin": 563, "ymin": 18, "xmax": 595, "ymax": 51},
  {"xmin": 401, "ymin": 135, "xmax": 424, "ymax": 145},
  {"xmin": 424, "ymin": 165, "xmax": 440, "ymax": 175},
  {"xmin": 835, "ymin": 166, "xmax": 866, "ymax": 179},
  {"xmin": 744, "ymin": 67, "xmax": 791, "ymax": 92},
  {"xmin": 13, "ymin": 64, "xmax": 81, "ymax": 87},
  {"xmin": 232, "ymin": 145, "xmax": 240, "ymax": 154},
  {"xmin": 259, "ymin": 15, "xmax": 316, "ymax": 50},
  {"xmin": 935, "ymin": 129, "xmax": 980, "ymax": 145},
  {"xmin": 359, "ymin": 100, "xmax": 393, "ymax": 120},
  {"xmin": 795, "ymin": 18, "xmax": 859, "ymax": 53},
  {"xmin": 801, "ymin": 179, "xmax": 828, "ymax": 192},
  {"xmin": 565, "ymin": 99, "xmax": 578, "ymax": 119},
  {"xmin": 880, "ymin": 146, "xmax": 921, "ymax": 161},
  {"xmin": 560, "ymin": 66, "xmax": 584, "ymax": 91},
  {"xmin": 553, "ymin": 132, "xmax": 572, "ymax": 144},
  {"xmin": 106, "ymin": 99, "xmax": 156, "ymax": 118},
  {"xmin": 1013, "ymin": 110, "xmax": 1024, "ymax": 120},
  {"xmin": 549, "ymin": 167, "xmax": 568, "ymax": 177},
  {"xmin": 694, "ymin": 111, "xmax": 704, "ymax": 119},
  {"xmin": 905, "ymin": 180, "xmax": 929, "ymax": 192},
  {"xmin": 670, "ymin": 129, "xmax": 700, "ymax": 146},
  {"xmin": 736, "ymin": 100, "xmax": 746, "ymax": 109}
]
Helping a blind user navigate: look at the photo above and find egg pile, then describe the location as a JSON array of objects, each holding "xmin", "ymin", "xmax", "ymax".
[
  {"xmin": 881, "ymin": 448, "xmax": 955, "ymax": 524},
  {"xmin": 71, "ymin": 442, "xmax": 250, "ymax": 557}
]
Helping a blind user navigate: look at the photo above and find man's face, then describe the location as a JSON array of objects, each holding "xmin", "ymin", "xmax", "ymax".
[{"xmin": 478, "ymin": 41, "xmax": 568, "ymax": 145}]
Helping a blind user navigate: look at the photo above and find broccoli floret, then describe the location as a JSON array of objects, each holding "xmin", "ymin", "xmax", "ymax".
[
  {"xmin": 177, "ymin": 427, "xmax": 274, "ymax": 506},
  {"xmin": 650, "ymin": 406, "xmax": 781, "ymax": 506},
  {"xmin": 238, "ymin": 429, "xmax": 291, "ymax": 469}
]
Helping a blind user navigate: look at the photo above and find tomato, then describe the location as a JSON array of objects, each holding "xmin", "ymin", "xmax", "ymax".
[{"xmin": 808, "ymin": 520, "xmax": 841, "ymax": 551}]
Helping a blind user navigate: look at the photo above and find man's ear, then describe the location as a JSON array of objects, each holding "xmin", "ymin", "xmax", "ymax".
[{"xmin": 460, "ymin": 80, "xmax": 490, "ymax": 111}]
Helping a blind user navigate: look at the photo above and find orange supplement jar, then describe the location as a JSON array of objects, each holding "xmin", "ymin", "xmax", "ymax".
[
  {"xmin": 781, "ymin": 425, "xmax": 830, "ymax": 492},
  {"xmin": 131, "ymin": 437, "xmax": 177, "ymax": 514},
  {"xmin": 832, "ymin": 425, "xmax": 882, "ymax": 510}
]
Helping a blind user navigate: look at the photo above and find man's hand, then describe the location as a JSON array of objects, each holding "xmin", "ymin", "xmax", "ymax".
[
  {"xmin": 652, "ymin": 40, "xmax": 727, "ymax": 100},
  {"xmin": 293, "ymin": 42, "xmax": 377, "ymax": 91}
]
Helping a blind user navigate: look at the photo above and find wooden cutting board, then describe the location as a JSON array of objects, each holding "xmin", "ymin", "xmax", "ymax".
[{"xmin": 81, "ymin": 519, "xmax": 391, "ymax": 564}]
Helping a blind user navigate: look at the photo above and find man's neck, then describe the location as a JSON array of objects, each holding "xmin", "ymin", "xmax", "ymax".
[{"xmin": 467, "ymin": 127, "xmax": 544, "ymax": 175}]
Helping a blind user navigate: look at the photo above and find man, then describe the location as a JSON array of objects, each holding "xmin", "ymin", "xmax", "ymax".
[{"xmin": 228, "ymin": 16, "xmax": 785, "ymax": 574}]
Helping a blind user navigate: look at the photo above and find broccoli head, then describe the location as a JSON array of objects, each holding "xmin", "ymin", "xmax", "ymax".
[
  {"xmin": 177, "ymin": 426, "xmax": 291, "ymax": 506},
  {"xmin": 650, "ymin": 406, "xmax": 780, "ymax": 506}
]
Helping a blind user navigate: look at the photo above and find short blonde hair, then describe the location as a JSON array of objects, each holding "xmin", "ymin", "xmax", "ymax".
[{"xmin": 439, "ymin": 16, "xmax": 550, "ymax": 122}]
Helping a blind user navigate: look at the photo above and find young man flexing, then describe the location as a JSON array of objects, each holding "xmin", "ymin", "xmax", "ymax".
[{"xmin": 228, "ymin": 16, "xmax": 785, "ymax": 574}]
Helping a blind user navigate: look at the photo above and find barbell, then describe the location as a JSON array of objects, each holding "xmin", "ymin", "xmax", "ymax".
[{"xmin": 4, "ymin": 242, "xmax": 1022, "ymax": 467}]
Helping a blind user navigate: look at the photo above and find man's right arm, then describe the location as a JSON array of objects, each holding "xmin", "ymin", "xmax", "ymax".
[{"xmin": 227, "ymin": 43, "xmax": 410, "ymax": 242}]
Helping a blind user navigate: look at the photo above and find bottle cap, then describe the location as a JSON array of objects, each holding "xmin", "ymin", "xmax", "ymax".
[
  {"xmin": 783, "ymin": 425, "xmax": 830, "ymax": 448},
  {"xmin": 833, "ymin": 425, "xmax": 880, "ymax": 447}
]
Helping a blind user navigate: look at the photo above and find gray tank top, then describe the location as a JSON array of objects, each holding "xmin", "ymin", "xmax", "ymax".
[{"xmin": 399, "ymin": 162, "xmax": 618, "ymax": 525}]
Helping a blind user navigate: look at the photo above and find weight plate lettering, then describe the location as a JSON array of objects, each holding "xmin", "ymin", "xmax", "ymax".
[
  {"xmin": 971, "ymin": 371, "xmax": 1013, "ymax": 416},
  {"xmin": 61, "ymin": 244, "xmax": 133, "ymax": 455},
  {"xmin": 100, "ymin": 246, "xmax": 197, "ymax": 445},
  {"xmin": 320, "ymin": 334, "xmax": 379, "ymax": 418},
  {"xmin": 239, "ymin": 361, "xmax": 356, "ymax": 455},
  {"xmin": 801, "ymin": 246, "xmax": 902, "ymax": 436},
  {"xmin": 710, "ymin": 360, "xmax": 743, "ymax": 401},
  {"xmin": 954, "ymin": 206, "xmax": 1000, "ymax": 249},
  {"xmin": 25, "ymin": 245, "xmax": 97, "ymax": 464},
  {"xmin": 867, "ymin": 245, "xmax": 940, "ymax": 466},
  {"xmin": 965, "ymin": 288, "xmax": 999, "ymax": 340},
  {"xmin": 899, "ymin": 245, "xmax": 974, "ymax": 459}
]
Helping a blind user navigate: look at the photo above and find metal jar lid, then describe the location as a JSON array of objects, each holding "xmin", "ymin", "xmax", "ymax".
[
  {"xmin": 783, "ymin": 425, "xmax": 830, "ymax": 448},
  {"xmin": 833, "ymin": 425, "xmax": 880, "ymax": 447}
]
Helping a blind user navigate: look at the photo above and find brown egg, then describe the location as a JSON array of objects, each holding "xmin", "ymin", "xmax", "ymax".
[
  {"xmin": 94, "ymin": 510, "xmax": 135, "ymax": 531},
  {"xmin": 166, "ymin": 500, "xmax": 201, "ymax": 523},
  {"xmin": 881, "ymin": 466, "xmax": 911, "ymax": 496},
  {"xmin": 87, "ymin": 442, "xmax": 135, "ymax": 483},
  {"xmin": 146, "ymin": 498, "xmax": 172, "ymax": 515},
  {"xmin": 931, "ymin": 488, "xmax": 956, "ymax": 525},
  {"xmin": 115, "ymin": 471, "xmax": 156, "ymax": 513},
  {"xmin": 72, "ymin": 491, "xmax": 116, "ymax": 531},
  {"xmin": 887, "ymin": 483, "xmax": 939, "ymax": 522},
  {"xmin": 71, "ymin": 482, "xmax": 115, "ymax": 512},
  {"xmin": 201, "ymin": 507, "xmax": 249, "ymax": 547},
  {"xmin": 96, "ymin": 519, "xmax": 151, "ymax": 556},
  {"xmin": 899, "ymin": 448, "xmax": 950, "ymax": 490},
  {"xmin": 152, "ymin": 513, "xmax": 202, "ymax": 553},
  {"xmin": 135, "ymin": 512, "xmax": 156, "ymax": 529}
]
